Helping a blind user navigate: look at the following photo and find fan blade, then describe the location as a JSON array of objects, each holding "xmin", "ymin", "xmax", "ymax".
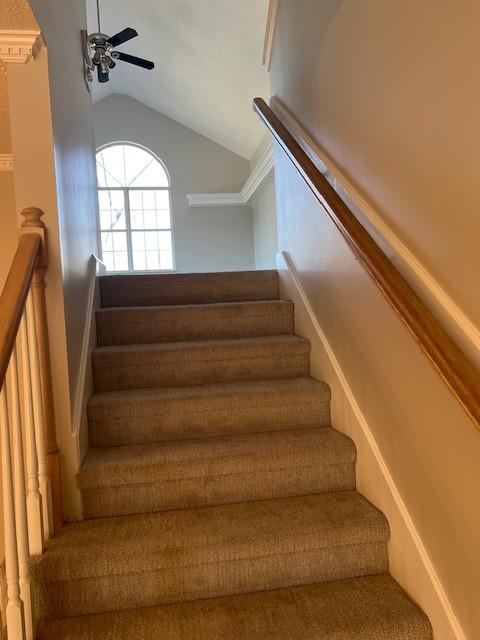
[
  {"xmin": 97, "ymin": 65, "xmax": 109, "ymax": 83},
  {"xmin": 107, "ymin": 27, "xmax": 138, "ymax": 48},
  {"xmin": 115, "ymin": 51, "xmax": 154, "ymax": 70}
]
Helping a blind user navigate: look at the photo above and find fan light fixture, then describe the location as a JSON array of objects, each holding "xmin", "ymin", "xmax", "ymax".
[{"xmin": 84, "ymin": 0, "xmax": 155, "ymax": 84}]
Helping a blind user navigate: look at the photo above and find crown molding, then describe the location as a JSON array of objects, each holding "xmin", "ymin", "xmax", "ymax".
[
  {"xmin": 0, "ymin": 154, "xmax": 13, "ymax": 171},
  {"xmin": 187, "ymin": 141, "xmax": 274, "ymax": 207},
  {"xmin": 0, "ymin": 30, "xmax": 42, "ymax": 64}
]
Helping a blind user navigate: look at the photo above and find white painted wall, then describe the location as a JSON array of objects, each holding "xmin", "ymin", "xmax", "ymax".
[
  {"xmin": 8, "ymin": 0, "xmax": 99, "ymax": 519},
  {"xmin": 94, "ymin": 95, "xmax": 255, "ymax": 273},
  {"xmin": 270, "ymin": 2, "xmax": 480, "ymax": 637},
  {"xmin": 251, "ymin": 173, "xmax": 278, "ymax": 270}
]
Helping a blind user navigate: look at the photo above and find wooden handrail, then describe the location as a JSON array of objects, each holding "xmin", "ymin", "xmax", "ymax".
[
  {"xmin": 253, "ymin": 97, "xmax": 480, "ymax": 430},
  {"xmin": 0, "ymin": 234, "xmax": 41, "ymax": 389}
]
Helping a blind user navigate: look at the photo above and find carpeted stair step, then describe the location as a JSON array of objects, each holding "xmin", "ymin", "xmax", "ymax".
[
  {"xmin": 96, "ymin": 299, "xmax": 294, "ymax": 347},
  {"xmin": 93, "ymin": 335, "xmax": 310, "ymax": 392},
  {"xmin": 99, "ymin": 270, "xmax": 279, "ymax": 308},
  {"xmin": 36, "ymin": 574, "xmax": 432, "ymax": 640},
  {"xmin": 88, "ymin": 376, "xmax": 331, "ymax": 447},
  {"xmin": 32, "ymin": 491, "xmax": 389, "ymax": 621},
  {"xmin": 77, "ymin": 427, "xmax": 356, "ymax": 518}
]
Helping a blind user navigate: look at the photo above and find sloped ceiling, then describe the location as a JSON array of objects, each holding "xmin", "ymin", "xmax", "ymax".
[{"xmin": 86, "ymin": 0, "xmax": 270, "ymax": 159}]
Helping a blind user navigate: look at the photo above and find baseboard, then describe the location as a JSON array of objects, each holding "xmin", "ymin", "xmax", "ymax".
[
  {"xmin": 72, "ymin": 255, "xmax": 105, "ymax": 470},
  {"xmin": 277, "ymin": 250, "xmax": 466, "ymax": 640}
]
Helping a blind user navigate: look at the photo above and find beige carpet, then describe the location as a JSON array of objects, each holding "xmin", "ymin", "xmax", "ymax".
[
  {"xmin": 32, "ymin": 270, "xmax": 432, "ymax": 638},
  {"xmin": 96, "ymin": 299, "xmax": 294, "ymax": 346},
  {"xmin": 37, "ymin": 575, "xmax": 432, "ymax": 640}
]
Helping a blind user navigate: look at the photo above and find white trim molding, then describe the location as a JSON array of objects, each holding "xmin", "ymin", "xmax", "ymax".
[
  {"xmin": 0, "ymin": 30, "xmax": 42, "ymax": 64},
  {"xmin": 271, "ymin": 96, "xmax": 480, "ymax": 369},
  {"xmin": 0, "ymin": 154, "xmax": 13, "ymax": 171},
  {"xmin": 187, "ymin": 141, "xmax": 274, "ymax": 207},
  {"xmin": 262, "ymin": 0, "xmax": 279, "ymax": 71},
  {"xmin": 278, "ymin": 250, "xmax": 467, "ymax": 640},
  {"xmin": 72, "ymin": 255, "xmax": 105, "ymax": 468}
]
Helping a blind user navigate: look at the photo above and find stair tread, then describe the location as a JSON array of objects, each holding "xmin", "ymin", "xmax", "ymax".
[
  {"xmin": 33, "ymin": 491, "xmax": 388, "ymax": 583},
  {"xmin": 78, "ymin": 427, "xmax": 356, "ymax": 489},
  {"xmin": 88, "ymin": 376, "xmax": 329, "ymax": 409},
  {"xmin": 94, "ymin": 334, "xmax": 309, "ymax": 357},
  {"xmin": 37, "ymin": 574, "xmax": 432, "ymax": 640}
]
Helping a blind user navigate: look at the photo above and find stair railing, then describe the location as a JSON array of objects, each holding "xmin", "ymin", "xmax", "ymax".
[
  {"xmin": 0, "ymin": 208, "xmax": 60, "ymax": 640},
  {"xmin": 253, "ymin": 97, "xmax": 480, "ymax": 431}
]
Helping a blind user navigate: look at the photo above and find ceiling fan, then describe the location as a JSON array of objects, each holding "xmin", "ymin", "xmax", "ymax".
[{"xmin": 84, "ymin": 0, "xmax": 155, "ymax": 84}]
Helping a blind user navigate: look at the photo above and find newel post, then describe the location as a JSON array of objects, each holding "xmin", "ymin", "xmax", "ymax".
[{"xmin": 20, "ymin": 208, "xmax": 63, "ymax": 531}]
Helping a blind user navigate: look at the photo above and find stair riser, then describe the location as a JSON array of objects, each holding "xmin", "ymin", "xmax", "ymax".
[
  {"xmin": 100, "ymin": 270, "xmax": 279, "ymax": 308},
  {"xmin": 96, "ymin": 302, "xmax": 294, "ymax": 347},
  {"xmin": 89, "ymin": 395, "xmax": 330, "ymax": 447},
  {"xmin": 93, "ymin": 352, "xmax": 310, "ymax": 392},
  {"xmin": 81, "ymin": 463, "xmax": 356, "ymax": 518},
  {"xmin": 34, "ymin": 542, "xmax": 387, "ymax": 620}
]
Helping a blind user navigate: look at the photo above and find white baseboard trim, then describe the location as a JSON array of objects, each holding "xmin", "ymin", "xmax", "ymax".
[
  {"xmin": 271, "ymin": 97, "xmax": 480, "ymax": 368},
  {"xmin": 187, "ymin": 141, "xmax": 274, "ymax": 207},
  {"xmin": 278, "ymin": 249, "xmax": 466, "ymax": 640},
  {"xmin": 72, "ymin": 255, "xmax": 105, "ymax": 467}
]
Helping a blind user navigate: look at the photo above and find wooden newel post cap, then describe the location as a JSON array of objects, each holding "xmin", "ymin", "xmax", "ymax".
[
  {"xmin": 21, "ymin": 207, "xmax": 45, "ymax": 229},
  {"xmin": 20, "ymin": 207, "xmax": 48, "ymax": 268}
]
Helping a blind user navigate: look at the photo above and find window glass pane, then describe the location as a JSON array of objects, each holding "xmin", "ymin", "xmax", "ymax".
[
  {"xmin": 114, "ymin": 251, "xmax": 129, "ymax": 271},
  {"xmin": 130, "ymin": 210, "xmax": 144, "ymax": 230},
  {"xmin": 143, "ymin": 211, "xmax": 157, "ymax": 229},
  {"xmin": 142, "ymin": 190, "xmax": 155, "ymax": 209},
  {"xmin": 158, "ymin": 231, "xmax": 172, "ymax": 251},
  {"xmin": 129, "ymin": 159, "xmax": 168, "ymax": 187},
  {"xmin": 102, "ymin": 252, "xmax": 115, "ymax": 272},
  {"xmin": 154, "ymin": 190, "xmax": 169, "ymax": 209},
  {"xmin": 156, "ymin": 211, "xmax": 170, "ymax": 229},
  {"xmin": 131, "ymin": 231, "xmax": 145, "ymax": 252},
  {"xmin": 100, "ymin": 210, "xmax": 112, "ymax": 230},
  {"xmin": 145, "ymin": 231, "xmax": 158, "ymax": 251},
  {"xmin": 129, "ymin": 190, "xmax": 143, "ymax": 210},
  {"xmin": 101, "ymin": 232, "xmax": 113, "ymax": 252},
  {"xmin": 124, "ymin": 147, "xmax": 154, "ymax": 186},
  {"xmin": 146, "ymin": 251, "xmax": 160, "ymax": 270},
  {"xmin": 96, "ymin": 147, "xmax": 126, "ymax": 187},
  {"xmin": 159, "ymin": 251, "xmax": 173, "ymax": 270},
  {"xmin": 113, "ymin": 233, "xmax": 127, "ymax": 252},
  {"xmin": 133, "ymin": 251, "xmax": 147, "ymax": 271},
  {"xmin": 98, "ymin": 190, "xmax": 126, "ymax": 230}
]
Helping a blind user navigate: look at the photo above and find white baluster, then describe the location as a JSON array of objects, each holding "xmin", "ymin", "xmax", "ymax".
[
  {"xmin": 15, "ymin": 322, "xmax": 44, "ymax": 556},
  {"xmin": 9, "ymin": 345, "xmax": 34, "ymax": 640},
  {"xmin": 0, "ymin": 384, "xmax": 26, "ymax": 640},
  {"xmin": 25, "ymin": 293, "xmax": 53, "ymax": 539}
]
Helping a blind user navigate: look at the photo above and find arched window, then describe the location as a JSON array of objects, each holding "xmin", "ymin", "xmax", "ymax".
[{"xmin": 96, "ymin": 143, "xmax": 174, "ymax": 272}]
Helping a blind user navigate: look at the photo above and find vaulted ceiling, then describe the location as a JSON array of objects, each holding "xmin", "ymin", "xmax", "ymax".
[{"xmin": 86, "ymin": 0, "xmax": 271, "ymax": 160}]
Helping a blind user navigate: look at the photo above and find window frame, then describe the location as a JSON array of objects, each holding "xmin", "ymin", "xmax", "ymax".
[{"xmin": 96, "ymin": 141, "xmax": 176, "ymax": 274}]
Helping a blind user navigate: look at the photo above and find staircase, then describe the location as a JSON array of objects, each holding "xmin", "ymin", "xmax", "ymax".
[{"xmin": 34, "ymin": 270, "xmax": 432, "ymax": 639}]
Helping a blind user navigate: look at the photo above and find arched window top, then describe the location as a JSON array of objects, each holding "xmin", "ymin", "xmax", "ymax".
[{"xmin": 96, "ymin": 143, "xmax": 169, "ymax": 188}]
